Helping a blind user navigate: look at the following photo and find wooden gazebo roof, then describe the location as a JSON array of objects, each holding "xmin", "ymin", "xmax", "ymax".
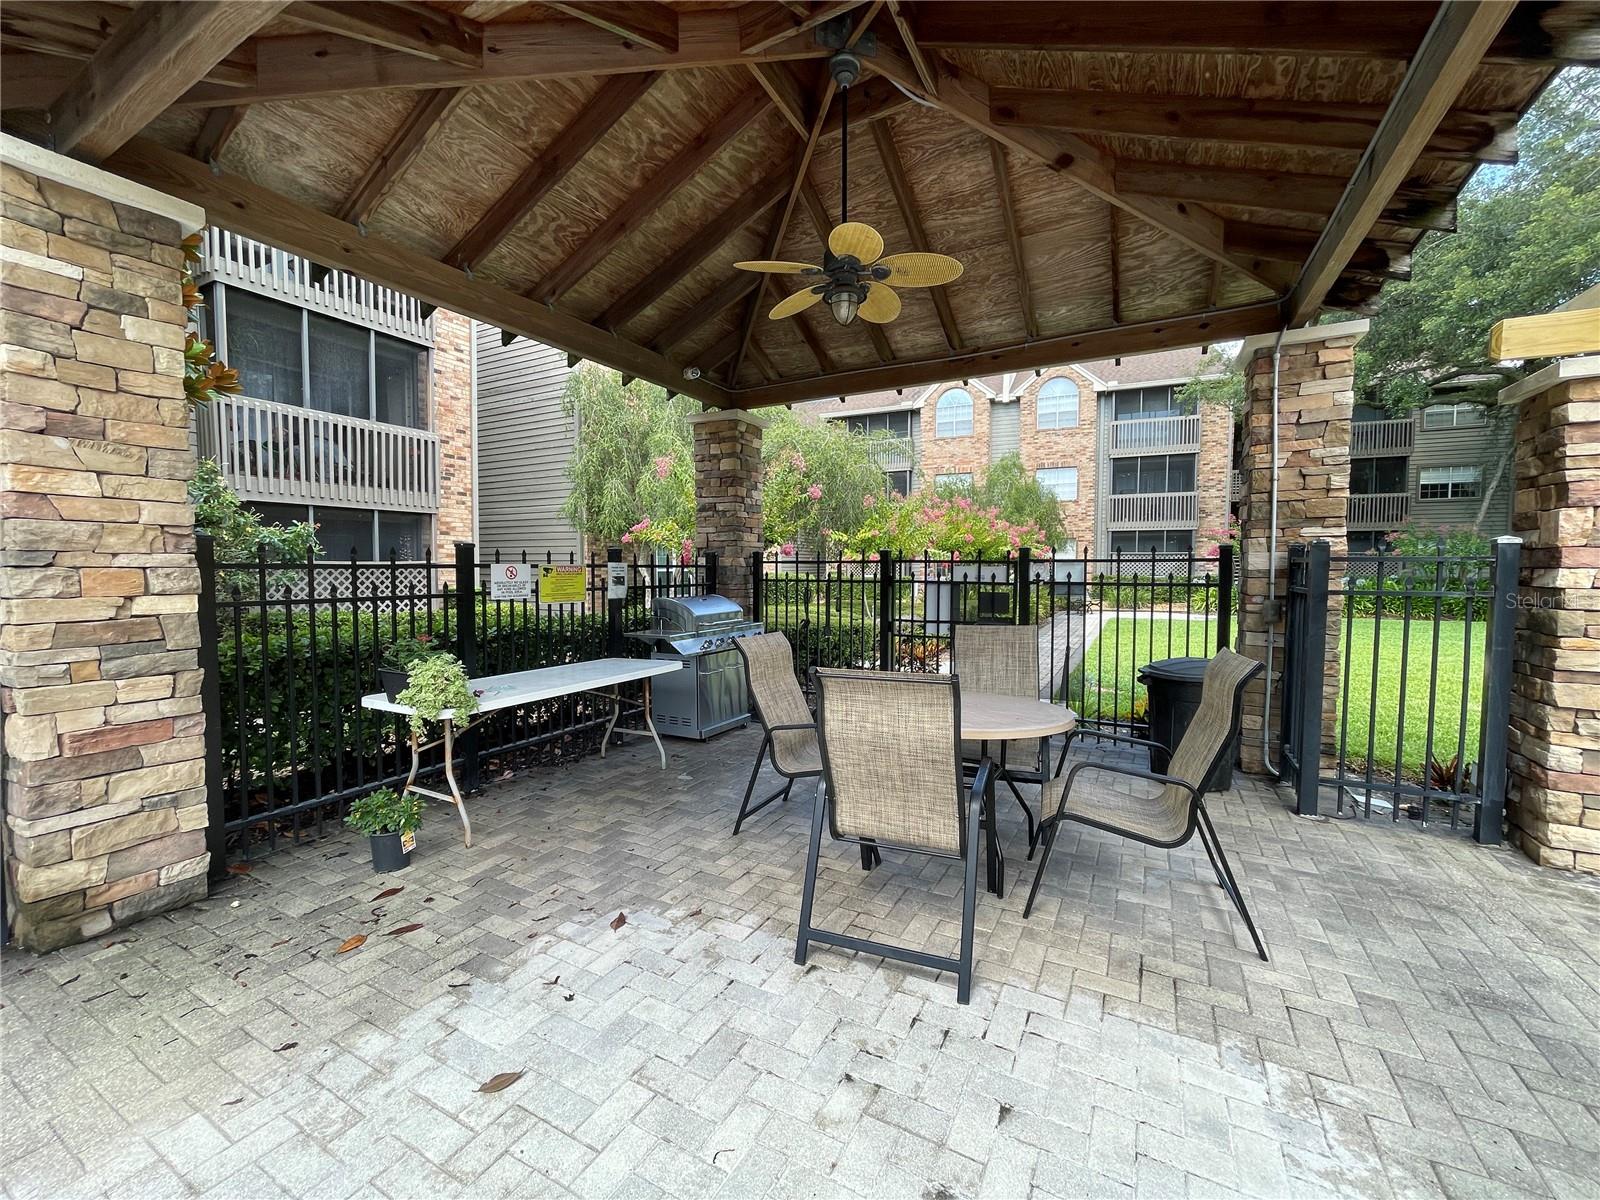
[{"xmin": 2, "ymin": 1, "xmax": 1590, "ymax": 409}]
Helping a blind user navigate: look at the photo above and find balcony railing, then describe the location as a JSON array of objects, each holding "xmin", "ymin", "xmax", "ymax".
[
  {"xmin": 1107, "ymin": 491, "xmax": 1198, "ymax": 529},
  {"xmin": 1347, "ymin": 492, "xmax": 1411, "ymax": 529},
  {"xmin": 1108, "ymin": 413, "xmax": 1201, "ymax": 455},
  {"xmin": 196, "ymin": 228, "xmax": 433, "ymax": 343},
  {"xmin": 1350, "ymin": 418, "xmax": 1414, "ymax": 456},
  {"xmin": 199, "ymin": 394, "xmax": 440, "ymax": 513}
]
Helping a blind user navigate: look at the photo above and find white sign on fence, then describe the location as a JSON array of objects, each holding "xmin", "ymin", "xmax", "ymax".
[
  {"xmin": 606, "ymin": 561, "xmax": 628, "ymax": 601},
  {"xmin": 489, "ymin": 561, "xmax": 532, "ymax": 601}
]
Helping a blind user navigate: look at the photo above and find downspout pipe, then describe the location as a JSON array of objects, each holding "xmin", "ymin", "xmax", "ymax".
[{"xmin": 1260, "ymin": 326, "xmax": 1288, "ymax": 779}]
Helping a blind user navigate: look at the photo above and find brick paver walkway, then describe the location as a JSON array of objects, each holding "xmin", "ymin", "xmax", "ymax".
[{"xmin": 3, "ymin": 730, "xmax": 1598, "ymax": 1200}]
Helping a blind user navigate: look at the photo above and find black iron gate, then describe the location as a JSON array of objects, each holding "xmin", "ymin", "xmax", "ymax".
[{"xmin": 1278, "ymin": 537, "xmax": 1519, "ymax": 841}]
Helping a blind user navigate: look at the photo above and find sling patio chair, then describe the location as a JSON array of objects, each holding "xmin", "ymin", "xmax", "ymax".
[
  {"xmin": 952, "ymin": 622, "xmax": 1050, "ymax": 855},
  {"xmin": 797, "ymin": 668, "xmax": 993, "ymax": 1004},
  {"xmin": 1023, "ymin": 647, "xmax": 1268, "ymax": 961},
  {"xmin": 732, "ymin": 632, "xmax": 822, "ymax": 835}
]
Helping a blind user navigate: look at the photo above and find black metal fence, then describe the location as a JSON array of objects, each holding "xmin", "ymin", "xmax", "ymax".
[
  {"xmin": 197, "ymin": 536, "xmax": 711, "ymax": 868},
  {"xmin": 755, "ymin": 546, "xmax": 1233, "ymax": 737},
  {"xmin": 1279, "ymin": 538, "xmax": 1518, "ymax": 841}
]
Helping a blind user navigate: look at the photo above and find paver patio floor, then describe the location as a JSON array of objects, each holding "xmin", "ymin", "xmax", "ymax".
[{"xmin": 3, "ymin": 729, "xmax": 1598, "ymax": 1200}]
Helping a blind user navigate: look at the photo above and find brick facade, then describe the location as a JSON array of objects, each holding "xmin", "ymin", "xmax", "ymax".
[
  {"xmin": 1504, "ymin": 359, "xmax": 1600, "ymax": 872},
  {"xmin": 1235, "ymin": 322, "xmax": 1363, "ymax": 774},
  {"xmin": 691, "ymin": 411, "xmax": 764, "ymax": 611},
  {"xmin": 431, "ymin": 308, "xmax": 474, "ymax": 558},
  {"xmin": 1, "ymin": 145, "xmax": 210, "ymax": 951}
]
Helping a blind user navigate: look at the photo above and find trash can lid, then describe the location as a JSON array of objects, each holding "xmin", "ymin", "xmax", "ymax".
[{"xmin": 1137, "ymin": 656, "xmax": 1211, "ymax": 684}]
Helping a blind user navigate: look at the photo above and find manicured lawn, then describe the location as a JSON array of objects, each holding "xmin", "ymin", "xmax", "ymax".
[
  {"xmin": 1062, "ymin": 615, "xmax": 1218, "ymax": 721},
  {"xmin": 1335, "ymin": 617, "xmax": 1485, "ymax": 777}
]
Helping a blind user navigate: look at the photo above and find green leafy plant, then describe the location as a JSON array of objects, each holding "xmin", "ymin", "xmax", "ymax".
[
  {"xmin": 191, "ymin": 458, "xmax": 320, "ymax": 564},
  {"xmin": 180, "ymin": 232, "xmax": 242, "ymax": 409},
  {"xmin": 344, "ymin": 786, "xmax": 423, "ymax": 837},
  {"xmin": 396, "ymin": 653, "xmax": 479, "ymax": 734},
  {"xmin": 382, "ymin": 632, "xmax": 443, "ymax": 672}
]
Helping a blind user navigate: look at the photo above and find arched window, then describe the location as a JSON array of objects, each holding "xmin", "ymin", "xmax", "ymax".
[
  {"xmin": 935, "ymin": 388, "xmax": 973, "ymax": 438},
  {"xmin": 1036, "ymin": 377, "xmax": 1080, "ymax": 429}
]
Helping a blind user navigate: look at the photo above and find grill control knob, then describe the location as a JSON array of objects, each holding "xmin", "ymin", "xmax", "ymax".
[{"xmin": 702, "ymin": 638, "xmax": 715, "ymax": 651}]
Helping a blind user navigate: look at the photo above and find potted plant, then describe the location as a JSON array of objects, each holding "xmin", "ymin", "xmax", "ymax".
[
  {"xmin": 380, "ymin": 633, "xmax": 441, "ymax": 700},
  {"xmin": 345, "ymin": 786, "xmax": 423, "ymax": 873},
  {"xmin": 396, "ymin": 653, "xmax": 480, "ymax": 734}
]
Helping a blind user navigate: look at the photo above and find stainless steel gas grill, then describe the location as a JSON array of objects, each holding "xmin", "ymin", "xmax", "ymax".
[{"xmin": 625, "ymin": 594, "xmax": 763, "ymax": 739}]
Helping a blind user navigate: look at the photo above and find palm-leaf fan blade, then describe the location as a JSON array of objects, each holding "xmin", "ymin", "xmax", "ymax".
[
  {"xmin": 875, "ymin": 252, "xmax": 963, "ymax": 288},
  {"xmin": 828, "ymin": 222, "xmax": 884, "ymax": 264},
  {"xmin": 734, "ymin": 260, "xmax": 819, "ymax": 274},
  {"xmin": 768, "ymin": 288, "xmax": 824, "ymax": 320},
  {"xmin": 857, "ymin": 283, "xmax": 901, "ymax": 324}
]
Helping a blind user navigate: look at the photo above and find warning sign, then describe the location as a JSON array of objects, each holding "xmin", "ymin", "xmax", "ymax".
[
  {"xmin": 489, "ymin": 561, "xmax": 532, "ymax": 601},
  {"xmin": 538, "ymin": 563, "xmax": 586, "ymax": 605}
]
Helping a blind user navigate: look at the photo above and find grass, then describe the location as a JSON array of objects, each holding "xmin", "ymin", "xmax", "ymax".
[
  {"xmin": 1062, "ymin": 615, "xmax": 1218, "ymax": 721},
  {"xmin": 1335, "ymin": 617, "xmax": 1485, "ymax": 778}
]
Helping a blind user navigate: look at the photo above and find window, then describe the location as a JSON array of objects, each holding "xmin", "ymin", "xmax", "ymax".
[
  {"xmin": 312, "ymin": 508, "xmax": 376, "ymax": 559},
  {"xmin": 244, "ymin": 504, "xmax": 433, "ymax": 562},
  {"xmin": 934, "ymin": 472, "xmax": 973, "ymax": 489},
  {"xmin": 226, "ymin": 291, "xmax": 303, "ymax": 407},
  {"xmin": 309, "ymin": 313, "xmax": 369, "ymax": 418},
  {"xmin": 1110, "ymin": 453, "xmax": 1195, "ymax": 495},
  {"xmin": 935, "ymin": 388, "xmax": 973, "ymax": 438},
  {"xmin": 1419, "ymin": 466, "xmax": 1481, "ymax": 500},
  {"xmin": 375, "ymin": 334, "xmax": 428, "ymax": 428},
  {"xmin": 844, "ymin": 410, "xmax": 913, "ymax": 439},
  {"xmin": 885, "ymin": 469, "xmax": 911, "ymax": 498},
  {"xmin": 1110, "ymin": 530, "xmax": 1194, "ymax": 555},
  {"xmin": 1421, "ymin": 402, "xmax": 1486, "ymax": 430},
  {"xmin": 1035, "ymin": 467, "xmax": 1078, "ymax": 501},
  {"xmin": 1111, "ymin": 385, "xmax": 1185, "ymax": 420},
  {"xmin": 1036, "ymin": 378, "xmax": 1079, "ymax": 429},
  {"xmin": 378, "ymin": 513, "xmax": 428, "ymax": 558},
  {"xmin": 1351, "ymin": 456, "xmax": 1408, "ymax": 494}
]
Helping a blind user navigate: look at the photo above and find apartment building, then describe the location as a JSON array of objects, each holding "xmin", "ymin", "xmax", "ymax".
[
  {"xmin": 1347, "ymin": 395, "xmax": 1515, "ymax": 549},
  {"xmin": 192, "ymin": 230, "xmax": 474, "ymax": 560},
  {"xmin": 798, "ymin": 347, "xmax": 1234, "ymax": 557}
]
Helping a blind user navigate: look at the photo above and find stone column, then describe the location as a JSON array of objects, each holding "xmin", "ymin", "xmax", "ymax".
[
  {"xmin": 1234, "ymin": 320, "xmax": 1366, "ymax": 774},
  {"xmin": 690, "ymin": 409, "xmax": 765, "ymax": 612},
  {"xmin": 1502, "ymin": 357, "xmax": 1600, "ymax": 872},
  {"xmin": 2, "ymin": 138, "xmax": 209, "ymax": 951}
]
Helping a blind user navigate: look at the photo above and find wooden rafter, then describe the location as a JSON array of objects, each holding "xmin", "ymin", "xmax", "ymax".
[
  {"xmin": 867, "ymin": 44, "xmax": 1283, "ymax": 293},
  {"xmin": 990, "ymin": 88, "xmax": 1517, "ymax": 164},
  {"xmin": 338, "ymin": 86, "xmax": 467, "ymax": 227},
  {"xmin": 739, "ymin": 1, "xmax": 870, "ymax": 55},
  {"xmin": 531, "ymin": 84, "xmax": 768, "ymax": 305},
  {"xmin": 1107, "ymin": 206, "xmax": 1122, "ymax": 325},
  {"xmin": 870, "ymin": 120, "xmax": 961, "ymax": 351},
  {"xmin": 653, "ymin": 273, "xmax": 760, "ymax": 355},
  {"xmin": 103, "ymin": 137, "xmax": 731, "ymax": 408},
  {"xmin": 191, "ymin": 105, "xmax": 247, "ymax": 164},
  {"xmin": 285, "ymin": 2, "xmax": 482, "ymax": 67},
  {"xmin": 49, "ymin": 1, "xmax": 287, "ymax": 162},
  {"xmin": 731, "ymin": 301, "xmax": 1284, "ymax": 407},
  {"xmin": 446, "ymin": 71, "xmax": 658, "ymax": 270},
  {"xmin": 747, "ymin": 60, "xmax": 812, "ymax": 137},
  {"xmin": 987, "ymin": 141, "xmax": 1036, "ymax": 341},
  {"xmin": 746, "ymin": 339, "xmax": 780, "ymax": 383},
  {"xmin": 768, "ymin": 278, "xmax": 835, "ymax": 374},
  {"xmin": 176, "ymin": 11, "xmax": 834, "ymax": 107},
  {"xmin": 600, "ymin": 160, "xmax": 792, "ymax": 332},
  {"xmin": 885, "ymin": 1, "xmax": 938, "ymax": 95},
  {"xmin": 0, "ymin": 0, "xmax": 256, "ymax": 90},
  {"xmin": 546, "ymin": 3, "xmax": 679, "ymax": 53},
  {"xmin": 1227, "ymin": 224, "xmax": 1408, "ymax": 279},
  {"xmin": 798, "ymin": 176, "xmax": 893, "ymax": 362},
  {"xmin": 1287, "ymin": 1, "xmax": 1516, "ymax": 325}
]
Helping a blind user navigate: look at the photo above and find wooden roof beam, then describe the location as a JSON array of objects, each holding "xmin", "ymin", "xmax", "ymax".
[
  {"xmin": 546, "ymin": 3, "xmax": 679, "ymax": 53},
  {"xmin": 729, "ymin": 301, "xmax": 1285, "ymax": 407},
  {"xmin": 192, "ymin": 105, "xmax": 247, "ymax": 164},
  {"xmin": 870, "ymin": 119, "xmax": 962, "ymax": 351},
  {"xmin": 0, "ymin": 1, "xmax": 256, "ymax": 90},
  {"xmin": 1108, "ymin": 207, "xmax": 1122, "ymax": 326},
  {"xmin": 339, "ymin": 86, "xmax": 468, "ymax": 227},
  {"xmin": 988, "ymin": 141, "xmax": 1037, "ymax": 341},
  {"xmin": 531, "ymin": 84, "xmax": 770, "ymax": 305},
  {"xmin": 739, "ymin": 1, "xmax": 871, "ymax": 55},
  {"xmin": 748, "ymin": 60, "xmax": 813, "ymax": 137},
  {"xmin": 1287, "ymin": 1, "xmax": 1515, "ymax": 325},
  {"xmin": 104, "ymin": 137, "xmax": 730, "ymax": 407},
  {"xmin": 885, "ymin": 1, "xmax": 938, "ymax": 95},
  {"xmin": 600, "ymin": 160, "xmax": 792, "ymax": 332},
  {"xmin": 446, "ymin": 71, "xmax": 657, "ymax": 271},
  {"xmin": 989, "ymin": 88, "xmax": 1517, "ymax": 164},
  {"xmin": 768, "ymin": 278, "xmax": 836, "ymax": 374},
  {"xmin": 867, "ymin": 45, "xmax": 1284, "ymax": 293},
  {"xmin": 49, "ymin": 1, "xmax": 286, "ymax": 162},
  {"xmin": 285, "ymin": 2, "xmax": 481, "ymax": 67},
  {"xmin": 1225, "ymin": 223, "xmax": 1410, "ymax": 279},
  {"xmin": 653, "ymin": 273, "xmax": 760, "ymax": 355}
]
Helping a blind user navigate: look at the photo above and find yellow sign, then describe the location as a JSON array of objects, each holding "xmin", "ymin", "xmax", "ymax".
[{"xmin": 539, "ymin": 563, "xmax": 586, "ymax": 605}]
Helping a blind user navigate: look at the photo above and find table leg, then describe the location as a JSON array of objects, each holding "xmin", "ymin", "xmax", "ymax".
[
  {"xmin": 404, "ymin": 727, "xmax": 421, "ymax": 793},
  {"xmin": 643, "ymin": 675, "xmax": 666, "ymax": 769},
  {"xmin": 601, "ymin": 684, "xmax": 620, "ymax": 757},
  {"xmin": 981, "ymin": 739, "xmax": 1004, "ymax": 897},
  {"xmin": 443, "ymin": 718, "xmax": 472, "ymax": 848}
]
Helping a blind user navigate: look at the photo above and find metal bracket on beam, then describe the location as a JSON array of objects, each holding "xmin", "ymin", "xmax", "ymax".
[{"xmin": 501, "ymin": 329, "xmax": 518, "ymax": 347}]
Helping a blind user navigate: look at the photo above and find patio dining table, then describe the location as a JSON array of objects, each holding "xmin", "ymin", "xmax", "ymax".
[{"xmin": 961, "ymin": 692, "xmax": 1077, "ymax": 898}]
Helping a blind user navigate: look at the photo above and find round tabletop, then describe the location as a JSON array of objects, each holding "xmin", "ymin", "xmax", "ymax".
[{"xmin": 960, "ymin": 692, "xmax": 1077, "ymax": 742}]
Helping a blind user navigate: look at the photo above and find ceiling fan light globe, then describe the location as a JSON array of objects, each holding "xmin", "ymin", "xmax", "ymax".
[{"xmin": 829, "ymin": 295, "xmax": 860, "ymax": 325}]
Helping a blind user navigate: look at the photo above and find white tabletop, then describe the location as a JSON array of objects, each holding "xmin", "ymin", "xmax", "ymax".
[
  {"xmin": 960, "ymin": 692, "xmax": 1077, "ymax": 742},
  {"xmin": 361, "ymin": 657, "xmax": 684, "ymax": 719}
]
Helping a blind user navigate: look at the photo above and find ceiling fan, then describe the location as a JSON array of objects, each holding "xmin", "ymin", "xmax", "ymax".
[{"xmin": 734, "ymin": 51, "xmax": 963, "ymax": 327}]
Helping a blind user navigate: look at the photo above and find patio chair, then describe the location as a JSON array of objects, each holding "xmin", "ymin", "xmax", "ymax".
[
  {"xmin": 952, "ymin": 623, "xmax": 1046, "ymax": 854},
  {"xmin": 1023, "ymin": 647, "xmax": 1268, "ymax": 961},
  {"xmin": 732, "ymin": 632, "xmax": 822, "ymax": 835},
  {"xmin": 797, "ymin": 669, "xmax": 993, "ymax": 1004}
]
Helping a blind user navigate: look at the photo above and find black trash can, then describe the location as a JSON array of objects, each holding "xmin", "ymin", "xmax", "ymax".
[{"xmin": 1138, "ymin": 657, "xmax": 1235, "ymax": 792}]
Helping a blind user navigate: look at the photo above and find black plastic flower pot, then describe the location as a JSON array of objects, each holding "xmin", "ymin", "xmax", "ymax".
[
  {"xmin": 379, "ymin": 668, "xmax": 409, "ymax": 701},
  {"xmin": 369, "ymin": 831, "xmax": 412, "ymax": 873}
]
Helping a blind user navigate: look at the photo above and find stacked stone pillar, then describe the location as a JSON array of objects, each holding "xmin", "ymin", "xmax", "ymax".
[
  {"xmin": 2, "ymin": 138, "xmax": 210, "ymax": 950},
  {"xmin": 689, "ymin": 410, "xmax": 765, "ymax": 612},
  {"xmin": 1235, "ymin": 321, "xmax": 1365, "ymax": 774},
  {"xmin": 1503, "ymin": 357, "xmax": 1600, "ymax": 872}
]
